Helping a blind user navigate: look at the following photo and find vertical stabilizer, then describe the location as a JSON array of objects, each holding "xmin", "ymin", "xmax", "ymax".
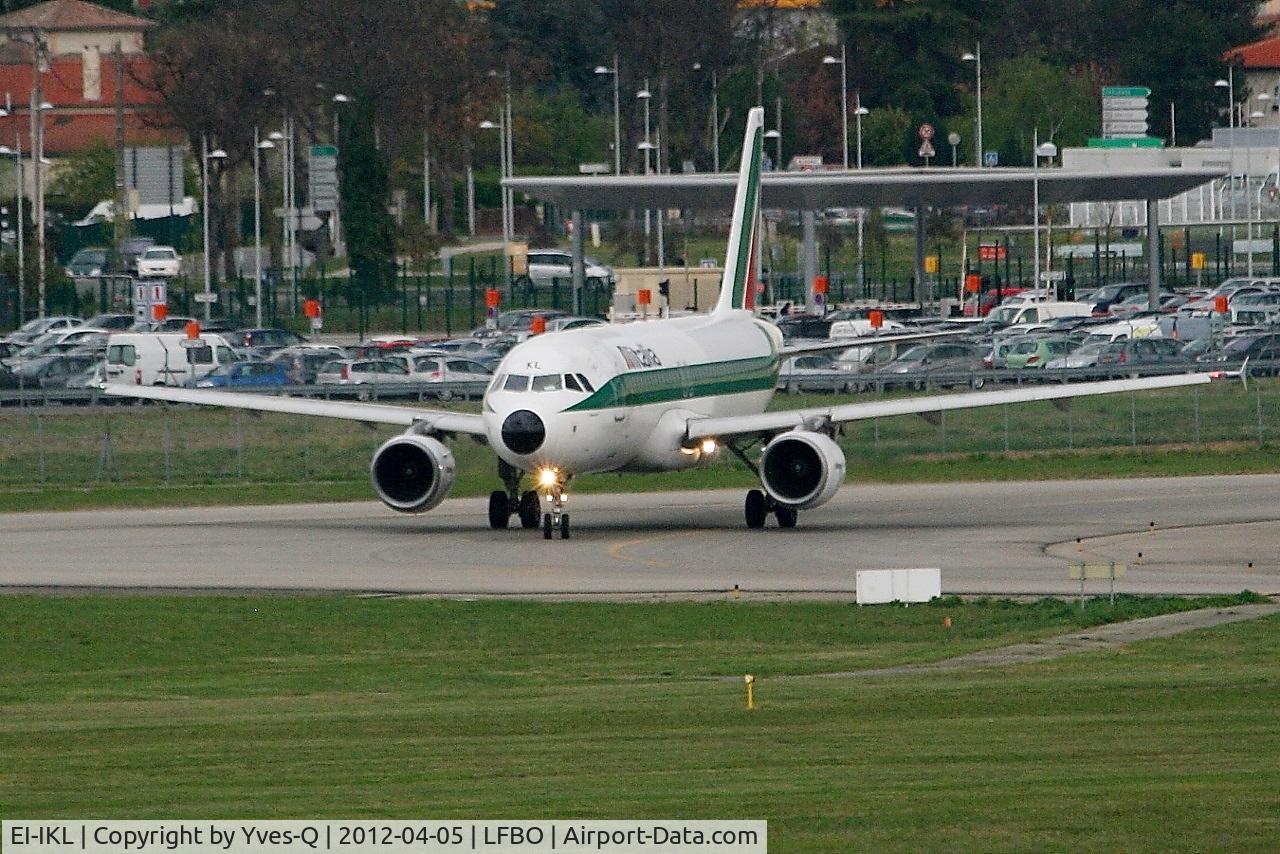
[{"xmin": 714, "ymin": 106, "xmax": 764, "ymax": 315}]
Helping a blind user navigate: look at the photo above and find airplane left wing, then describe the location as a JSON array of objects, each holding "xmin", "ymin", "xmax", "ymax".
[
  {"xmin": 100, "ymin": 384, "xmax": 488, "ymax": 436},
  {"xmin": 687, "ymin": 372, "xmax": 1213, "ymax": 441}
]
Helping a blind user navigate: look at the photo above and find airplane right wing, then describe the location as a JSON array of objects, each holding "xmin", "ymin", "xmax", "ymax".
[
  {"xmin": 100, "ymin": 384, "xmax": 488, "ymax": 436},
  {"xmin": 779, "ymin": 328, "xmax": 969, "ymax": 358},
  {"xmin": 686, "ymin": 372, "xmax": 1214, "ymax": 442}
]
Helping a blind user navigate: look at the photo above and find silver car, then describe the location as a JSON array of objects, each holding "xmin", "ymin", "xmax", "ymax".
[
  {"xmin": 524, "ymin": 250, "xmax": 614, "ymax": 289},
  {"xmin": 316, "ymin": 359, "xmax": 412, "ymax": 386}
]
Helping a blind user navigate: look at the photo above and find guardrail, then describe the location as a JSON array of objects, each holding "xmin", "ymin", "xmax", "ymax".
[{"xmin": 0, "ymin": 362, "xmax": 1256, "ymax": 409}]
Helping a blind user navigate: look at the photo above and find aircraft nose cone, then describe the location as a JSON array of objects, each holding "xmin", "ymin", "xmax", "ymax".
[{"xmin": 501, "ymin": 409, "xmax": 545, "ymax": 455}]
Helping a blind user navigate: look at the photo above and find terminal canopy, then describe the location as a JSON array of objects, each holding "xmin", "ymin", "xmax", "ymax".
[{"xmin": 506, "ymin": 167, "xmax": 1226, "ymax": 210}]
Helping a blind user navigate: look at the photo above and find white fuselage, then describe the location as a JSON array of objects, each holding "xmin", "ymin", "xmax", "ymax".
[{"xmin": 483, "ymin": 311, "xmax": 782, "ymax": 476}]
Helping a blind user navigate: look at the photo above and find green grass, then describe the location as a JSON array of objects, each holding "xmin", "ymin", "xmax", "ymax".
[
  {"xmin": 0, "ymin": 595, "xmax": 1274, "ymax": 851},
  {"xmin": 3, "ymin": 381, "xmax": 1280, "ymax": 511}
]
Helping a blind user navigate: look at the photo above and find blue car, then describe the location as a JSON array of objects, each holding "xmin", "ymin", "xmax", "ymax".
[{"xmin": 188, "ymin": 361, "xmax": 292, "ymax": 388}]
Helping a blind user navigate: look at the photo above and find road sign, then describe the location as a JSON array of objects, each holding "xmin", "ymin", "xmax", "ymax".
[
  {"xmin": 978, "ymin": 243, "xmax": 1007, "ymax": 262},
  {"xmin": 309, "ymin": 144, "xmax": 340, "ymax": 213},
  {"xmin": 1102, "ymin": 108, "xmax": 1149, "ymax": 122},
  {"xmin": 1104, "ymin": 96, "xmax": 1149, "ymax": 110},
  {"xmin": 918, "ymin": 123, "xmax": 935, "ymax": 140},
  {"xmin": 1102, "ymin": 86, "xmax": 1151, "ymax": 98},
  {"xmin": 983, "ymin": 151, "xmax": 999, "ymax": 167},
  {"xmin": 1104, "ymin": 121, "xmax": 1149, "ymax": 135},
  {"xmin": 918, "ymin": 140, "xmax": 935, "ymax": 159},
  {"xmin": 193, "ymin": 292, "xmax": 218, "ymax": 304},
  {"xmin": 578, "ymin": 162, "xmax": 610, "ymax": 175}
]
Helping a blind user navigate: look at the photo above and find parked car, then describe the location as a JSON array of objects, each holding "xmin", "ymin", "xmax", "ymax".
[
  {"xmin": 81, "ymin": 313, "xmax": 136, "ymax": 331},
  {"xmin": 1045, "ymin": 340, "xmax": 1113, "ymax": 370},
  {"xmin": 0, "ymin": 361, "xmax": 18, "ymax": 388},
  {"xmin": 6, "ymin": 315, "xmax": 82, "ymax": 345},
  {"xmin": 135, "ymin": 246, "xmax": 182, "ymax": 278},
  {"xmin": 14, "ymin": 353, "xmax": 100, "ymax": 389},
  {"xmin": 64, "ymin": 361, "xmax": 106, "ymax": 389},
  {"xmin": 226, "ymin": 328, "xmax": 307, "ymax": 355},
  {"xmin": 188, "ymin": 360, "xmax": 292, "ymax": 388},
  {"xmin": 524, "ymin": 250, "xmax": 614, "ymax": 289},
  {"xmin": 385, "ymin": 353, "xmax": 493, "ymax": 400},
  {"xmin": 267, "ymin": 347, "xmax": 345, "ymax": 384},
  {"xmin": 1096, "ymin": 337, "xmax": 1193, "ymax": 371},
  {"xmin": 874, "ymin": 342, "xmax": 986, "ymax": 389},
  {"xmin": 66, "ymin": 247, "xmax": 109, "ymax": 278},
  {"xmin": 544, "ymin": 316, "xmax": 607, "ymax": 333},
  {"xmin": 1087, "ymin": 282, "xmax": 1149, "ymax": 315},
  {"xmin": 778, "ymin": 353, "xmax": 839, "ymax": 392},
  {"xmin": 1214, "ymin": 333, "xmax": 1280, "ymax": 369},
  {"xmin": 120, "ymin": 236, "xmax": 156, "ymax": 272},
  {"xmin": 1180, "ymin": 279, "xmax": 1279, "ymax": 316},
  {"xmin": 1004, "ymin": 337, "xmax": 1078, "ymax": 369},
  {"xmin": 315, "ymin": 359, "xmax": 413, "ymax": 386}
]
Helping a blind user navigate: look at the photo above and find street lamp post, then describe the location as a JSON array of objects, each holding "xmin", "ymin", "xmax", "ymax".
[
  {"xmin": 962, "ymin": 44, "xmax": 983, "ymax": 166},
  {"xmin": 638, "ymin": 81, "xmax": 652, "ymax": 263},
  {"xmin": 594, "ymin": 55, "xmax": 620, "ymax": 175},
  {"xmin": 253, "ymin": 128, "xmax": 275, "ymax": 328},
  {"xmin": 331, "ymin": 94, "xmax": 352, "ymax": 259},
  {"xmin": 480, "ymin": 116, "xmax": 510, "ymax": 265},
  {"xmin": 822, "ymin": 45, "xmax": 849, "ymax": 170},
  {"xmin": 693, "ymin": 62, "xmax": 720, "ymax": 172},
  {"xmin": 764, "ymin": 129, "xmax": 782, "ymax": 169},
  {"xmin": 1032, "ymin": 133, "xmax": 1057, "ymax": 291},
  {"xmin": 34, "ymin": 98, "xmax": 51, "ymax": 316},
  {"xmin": 200, "ymin": 135, "xmax": 227, "ymax": 321}
]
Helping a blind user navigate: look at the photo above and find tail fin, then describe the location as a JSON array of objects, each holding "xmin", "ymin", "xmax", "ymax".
[{"xmin": 714, "ymin": 106, "xmax": 764, "ymax": 315}]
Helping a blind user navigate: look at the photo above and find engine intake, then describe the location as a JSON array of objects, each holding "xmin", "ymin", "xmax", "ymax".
[
  {"xmin": 370, "ymin": 433, "xmax": 456, "ymax": 513},
  {"xmin": 760, "ymin": 430, "xmax": 846, "ymax": 510}
]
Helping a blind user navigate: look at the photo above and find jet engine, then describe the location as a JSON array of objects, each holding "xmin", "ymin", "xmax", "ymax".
[
  {"xmin": 759, "ymin": 430, "xmax": 846, "ymax": 510},
  {"xmin": 370, "ymin": 433, "xmax": 456, "ymax": 513}
]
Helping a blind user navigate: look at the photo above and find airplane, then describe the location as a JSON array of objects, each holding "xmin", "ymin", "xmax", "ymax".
[{"xmin": 104, "ymin": 106, "xmax": 1218, "ymax": 539}]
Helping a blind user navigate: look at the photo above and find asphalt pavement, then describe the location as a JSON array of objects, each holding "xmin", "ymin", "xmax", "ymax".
[{"xmin": 3, "ymin": 475, "xmax": 1279, "ymax": 597}]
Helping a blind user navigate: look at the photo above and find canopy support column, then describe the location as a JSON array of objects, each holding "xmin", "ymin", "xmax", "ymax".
[
  {"xmin": 571, "ymin": 208, "xmax": 584, "ymax": 315},
  {"xmin": 914, "ymin": 206, "xmax": 927, "ymax": 306},
  {"xmin": 1146, "ymin": 198, "xmax": 1160, "ymax": 307}
]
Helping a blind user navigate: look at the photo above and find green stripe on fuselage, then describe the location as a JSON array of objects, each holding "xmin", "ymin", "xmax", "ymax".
[{"xmin": 563, "ymin": 354, "xmax": 779, "ymax": 412}]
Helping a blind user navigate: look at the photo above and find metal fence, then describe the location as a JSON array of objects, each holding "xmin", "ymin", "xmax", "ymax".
[{"xmin": 0, "ymin": 372, "xmax": 1274, "ymax": 492}]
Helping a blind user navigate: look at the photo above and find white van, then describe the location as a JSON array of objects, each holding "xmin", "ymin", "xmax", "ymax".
[
  {"xmin": 105, "ymin": 332, "xmax": 238, "ymax": 386},
  {"xmin": 986, "ymin": 301, "xmax": 1093, "ymax": 327},
  {"xmin": 1080, "ymin": 318, "xmax": 1162, "ymax": 347},
  {"xmin": 827, "ymin": 318, "xmax": 906, "ymax": 339}
]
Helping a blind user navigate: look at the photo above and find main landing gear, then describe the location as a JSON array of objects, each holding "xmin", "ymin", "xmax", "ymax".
[
  {"xmin": 744, "ymin": 489, "xmax": 797, "ymax": 529},
  {"xmin": 487, "ymin": 461, "xmax": 569, "ymax": 539}
]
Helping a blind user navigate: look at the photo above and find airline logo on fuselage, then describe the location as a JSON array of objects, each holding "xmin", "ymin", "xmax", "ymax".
[{"xmin": 617, "ymin": 345, "xmax": 663, "ymax": 369}]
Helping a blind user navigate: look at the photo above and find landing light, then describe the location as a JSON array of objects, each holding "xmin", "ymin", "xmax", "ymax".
[
  {"xmin": 700, "ymin": 439, "xmax": 718, "ymax": 455},
  {"xmin": 538, "ymin": 467, "xmax": 558, "ymax": 487}
]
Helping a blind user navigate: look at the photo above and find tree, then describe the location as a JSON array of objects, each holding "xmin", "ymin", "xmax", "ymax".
[
  {"xmin": 970, "ymin": 55, "xmax": 1097, "ymax": 167},
  {"xmin": 47, "ymin": 141, "xmax": 115, "ymax": 212},
  {"xmin": 861, "ymin": 106, "xmax": 912, "ymax": 167},
  {"xmin": 339, "ymin": 97, "xmax": 397, "ymax": 303}
]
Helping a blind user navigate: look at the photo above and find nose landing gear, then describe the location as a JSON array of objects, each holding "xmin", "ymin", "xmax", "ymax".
[{"xmin": 542, "ymin": 483, "xmax": 570, "ymax": 540}]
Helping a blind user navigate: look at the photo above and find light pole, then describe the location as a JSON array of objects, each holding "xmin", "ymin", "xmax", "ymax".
[
  {"xmin": 34, "ymin": 98, "xmax": 51, "ymax": 316},
  {"xmin": 331, "ymin": 94, "xmax": 351, "ymax": 259},
  {"xmin": 962, "ymin": 44, "xmax": 983, "ymax": 166},
  {"xmin": 948, "ymin": 131, "xmax": 962, "ymax": 167},
  {"xmin": 638, "ymin": 81, "xmax": 652, "ymax": 262},
  {"xmin": 480, "ymin": 116, "xmax": 510, "ymax": 264},
  {"xmin": 693, "ymin": 62, "xmax": 720, "ymax": 172},
  {"xmin": 1216, "ymin": 75, "xmax": 1238, "ymax": 232},
  {"xmin": 854, "ymin": 97, "xmax": 868, "ymax": 169},
  {"xmin": 0, "ymin": 140, "xmax": 23, "ymax": 325},
  {"xmin": 821, "ymin": 45, "xmax": 849, "ymax": 170},
  {"xmin": 200, "ymin": 135, "xmax": 227, "ymax": 321},
  {"xmin": 594, "ymin": 55, "xmax": 620, "ymax": 175},
  {"xmin": 765, "ymin": 128, "xmax": 782, "ymax": 169},
  {"xmin": 253, "ymin": 128, "xmax": 275, "ymax": 328},
  {"xmin": 1032, "ymin": 133, "xmax": 1057, "ymax": 291}
]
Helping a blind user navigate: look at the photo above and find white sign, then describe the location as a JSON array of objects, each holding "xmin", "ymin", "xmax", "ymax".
[
  {"xmin": 1103, "ymin": 96, "xmax": 1149, "ymax": 110},
  {"xmin": 193, "ymin": 292, "xmax": 218, "ymax": 304},
  {"xmin": 918, "ymin": 140, "xmax": 935, "ymax": 159},
  {"xmin": 1104, "ymin": 121, "xmax": 1150, "ymax": 135},
  {"xmin": 856, "ymin": 568, "xmax": 941, "ymax": 605},
  {"xmin": 1102, "ymin": 108, "xmax": 1149, "ymax": 122}
]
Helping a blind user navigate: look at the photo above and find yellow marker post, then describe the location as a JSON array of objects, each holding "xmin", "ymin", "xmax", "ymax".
[{"xmin": 744, "ymin": 674, "xmax": 755, "ymax": 710}]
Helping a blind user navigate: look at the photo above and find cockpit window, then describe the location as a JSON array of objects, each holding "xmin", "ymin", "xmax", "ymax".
[
  {"xmin": 577, "ymin": 373, "xmax": 595, "ymax": 392},
  {"xmin": 532, "ymin": 374, "xmax": 562, "ymax": 392},
  {"xmin": 503, "ymin": 374, "xmax": 530, "ymax": 392},
  {"xmin": 564, "ymin": 373, "xmax": 582, "ymax": 391}
]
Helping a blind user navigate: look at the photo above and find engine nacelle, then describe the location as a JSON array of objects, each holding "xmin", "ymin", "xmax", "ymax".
[
  {"xmin": 760, "ymin": 430, "xmax": 846, "ymax": 510},
  {"xmin": 370, "ymin": 433, "xmax": 456, "ymax": 513}
]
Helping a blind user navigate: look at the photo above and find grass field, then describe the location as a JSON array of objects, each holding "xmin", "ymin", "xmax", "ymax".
[
  {"xmin": 3, "ymin": 380, "xmax": 1280, "ymax": 512},
  {"xmin": 1, "ymin": 595, "xmax": 1275, "ymax": 851}
]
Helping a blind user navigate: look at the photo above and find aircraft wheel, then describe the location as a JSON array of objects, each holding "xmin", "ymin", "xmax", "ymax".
[
  {"xmin": 745, "ymin": 489, "xmax": 768, "ymax": 529},
  {"xmin": 543, "ymin": 513, "xmax": 553, "ymax": 540},
  {"xmin": 519, "ymin": 490, "xmax": 540, "ymax": 528},
  {"xmin": 487, "ymin": 490, "xmax": 510, "ymax": 530},
  {"xmin": 560, "ymin": 513, "xmax": 571, "ymax": 540},
  {"xmin": 775, "ymin": 506, "xmax": 799, "ymax": 528}
]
